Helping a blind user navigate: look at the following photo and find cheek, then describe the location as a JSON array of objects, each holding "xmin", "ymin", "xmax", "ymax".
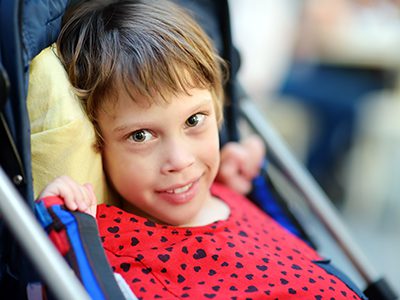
[
  {"xmin": 103, "ymin": 145, "xmax": 159, "ymax": 187},
  {"xmin": 200, "ymin": 130, "xmax": 220, "ymax": 175},
  {"xmin": 102, "ymin": 148, "xmax": 124, "ymax": 188}
]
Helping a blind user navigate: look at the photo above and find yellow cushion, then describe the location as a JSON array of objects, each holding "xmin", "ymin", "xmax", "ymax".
[{"xmin": 28, "ymin": 45, "xmax": 111, "ymax": 203}]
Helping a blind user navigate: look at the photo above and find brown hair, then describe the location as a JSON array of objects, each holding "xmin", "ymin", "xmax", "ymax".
[{"xmin": 56, "ymin": 0, "xmax": 226, "ymax": 146}]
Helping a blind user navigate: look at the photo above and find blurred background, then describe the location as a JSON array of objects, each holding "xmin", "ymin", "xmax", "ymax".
[{"xmin": 229, "ymin": 0, "xmax": 400, "ymax": 294}]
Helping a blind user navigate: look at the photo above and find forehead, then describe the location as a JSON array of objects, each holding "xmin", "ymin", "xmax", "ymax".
[{"xmin": 99, "ymin": 87, "xmax": 214, "ymax": 120}]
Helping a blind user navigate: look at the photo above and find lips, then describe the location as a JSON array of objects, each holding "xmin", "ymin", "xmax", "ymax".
[
  {"xmin": 165, "ymin": 182, "xmax": 193, "ymax": 194},
  {"xmin": 157, "ymin": 177, "xmax": 200, "ymax": 204}
]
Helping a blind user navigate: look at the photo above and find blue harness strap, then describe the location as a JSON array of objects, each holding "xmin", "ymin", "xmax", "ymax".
[
  {"xmin": 35, "ymin": 198, "xmax": 127, "ymax": 300},
  {"xmin": 52, "ymin": 205, "xmax": 106, "ymax": 300},
  {"xmin": 249, "ymin": 161, "xmax": 317, "ymax": 249}
]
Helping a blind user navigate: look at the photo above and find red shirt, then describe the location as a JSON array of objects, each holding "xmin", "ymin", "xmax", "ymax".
[{"xmin": 97, "ymin": 183, "xmax": 364, "ymax": 299}]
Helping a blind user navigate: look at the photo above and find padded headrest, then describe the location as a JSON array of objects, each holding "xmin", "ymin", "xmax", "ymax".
[{"xmin": 28, "ymin": 45, "xmax": 112, "ymax": 203}]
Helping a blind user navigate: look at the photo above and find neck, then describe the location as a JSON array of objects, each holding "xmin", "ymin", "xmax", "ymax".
[{"xmin": 181, "ymin": 195, "xmax": 230, "ymax": 227}]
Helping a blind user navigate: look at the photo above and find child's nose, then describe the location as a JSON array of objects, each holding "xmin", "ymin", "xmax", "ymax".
[{"xmin": 160, "ymin": 138, "xmax": 195, "ymax": 173}]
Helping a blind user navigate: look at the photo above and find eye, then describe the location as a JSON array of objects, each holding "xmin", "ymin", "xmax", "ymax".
[
  {"xmin": 185, "ymin": 113, "xmax": 205, "ymax": 128},
  {"xmin": 128, "ymin": 129, "xmax": 153, "ymax": 143}
]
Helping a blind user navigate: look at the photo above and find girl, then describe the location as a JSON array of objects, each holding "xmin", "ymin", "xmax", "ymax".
[{"xmin": 39, "ymin": 0, "xmax": 366, "ymax": 299}]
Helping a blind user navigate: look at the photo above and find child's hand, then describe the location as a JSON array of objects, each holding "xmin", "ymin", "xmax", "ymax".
[
  {"xmin": 38, "ymin": 175, "xmax": 97, "ymax": 218},
  {"xmin": 217, "ymin": 135, "xmax": 265, "ymax": 195}
]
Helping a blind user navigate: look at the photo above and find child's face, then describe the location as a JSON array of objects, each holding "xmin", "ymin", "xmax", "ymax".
[{"xmin": 98, "ymin": 88, "xmax": 221, "ymax": 226}]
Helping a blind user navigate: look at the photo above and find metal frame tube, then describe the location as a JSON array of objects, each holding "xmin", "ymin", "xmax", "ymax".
[{"xmin": 0, "ymin": 167, "xmax": 90, "ymax": 300}]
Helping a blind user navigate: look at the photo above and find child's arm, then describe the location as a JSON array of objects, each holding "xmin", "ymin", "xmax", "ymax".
[
  {"xmin": 38, "ymin": 175, "xmax": 97, "ymax": 218},
  {"xmin": 216, "ymin": 135, "xmax": 265, "ymax": 195}
]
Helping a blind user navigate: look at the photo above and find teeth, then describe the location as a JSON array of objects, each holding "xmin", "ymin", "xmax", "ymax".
[{"xmin": 166, "ymin": 183, "xmax": 193, "ymax": 194}]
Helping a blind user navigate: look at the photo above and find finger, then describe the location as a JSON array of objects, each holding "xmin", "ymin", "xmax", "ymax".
[
  {"xmin": 39, "ymin": 176, "xmax": 80, "ymax": 210},
  {"xmin": 62, "ymin": 176, "xmax": 89, "ymax": 212},
  {"xmin": 217, "ymin": 158, "xmax": 252, "ymax": 194},
  {"xmin": 220, "ymin": 142, "xmax": 245, "ymax": 161},
  {"xmin": 221, "ymin": 143, "xmax": 248, "ymax": 172},
  {"xmin": 241, "ymin": 135, "xmax": 266, "ymax": 178},
  {"xmin": 83, "ymin": 183, "xmax": 98, "ymax": 217},
  {"xmin": 243, "ymin": 135, "xmax": 266, "ymax": 162},
  {"xmin": 216, "ymin": 157, "xmax": 237, "ymax": 182},
  {"xmin": 83, "ymin": 183, "xmax": 96, "ymax": 206},
  {"xmin": 220, "ymin": 144, "xmax": 254, "ymax": 184},
  {"xmin": 225, "ymin": 173, "xmax": 252, "ymax": 195}
]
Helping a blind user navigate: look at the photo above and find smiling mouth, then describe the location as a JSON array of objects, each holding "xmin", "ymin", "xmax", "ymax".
[
  {"xmin": 165, "ymin": 182, "xmax": 194, "ymax": 194},
  {"xmin": 156, "ymin": 176, "xmax": 202, "ymax": 204}
]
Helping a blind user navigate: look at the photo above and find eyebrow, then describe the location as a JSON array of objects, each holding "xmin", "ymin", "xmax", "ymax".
[
  {"xmin": 112, "ymin": 97, "xmax": 213, "ymax": 134},
  {"xmin": 113, "ymin": 125, "xmax": 131, "ymax": 134},
  {"xmin": 113, "ymin": 120, "xmax": 152, "ymax": 134}
]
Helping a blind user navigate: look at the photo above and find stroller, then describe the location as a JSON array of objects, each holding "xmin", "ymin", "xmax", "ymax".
[{"xmin": 0, "ymin": 0, "xmax": 397, "ymax": 299}]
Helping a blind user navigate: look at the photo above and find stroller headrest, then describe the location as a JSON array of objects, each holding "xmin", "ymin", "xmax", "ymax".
[{"xmin": 28, "ymin": 45, "xmax": 113, "ymax": 204}]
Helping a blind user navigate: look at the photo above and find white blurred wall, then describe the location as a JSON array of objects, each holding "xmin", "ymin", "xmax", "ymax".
[{"xmin": 229, "ymin": 0, "xmax": 301, "ymax": 101}]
